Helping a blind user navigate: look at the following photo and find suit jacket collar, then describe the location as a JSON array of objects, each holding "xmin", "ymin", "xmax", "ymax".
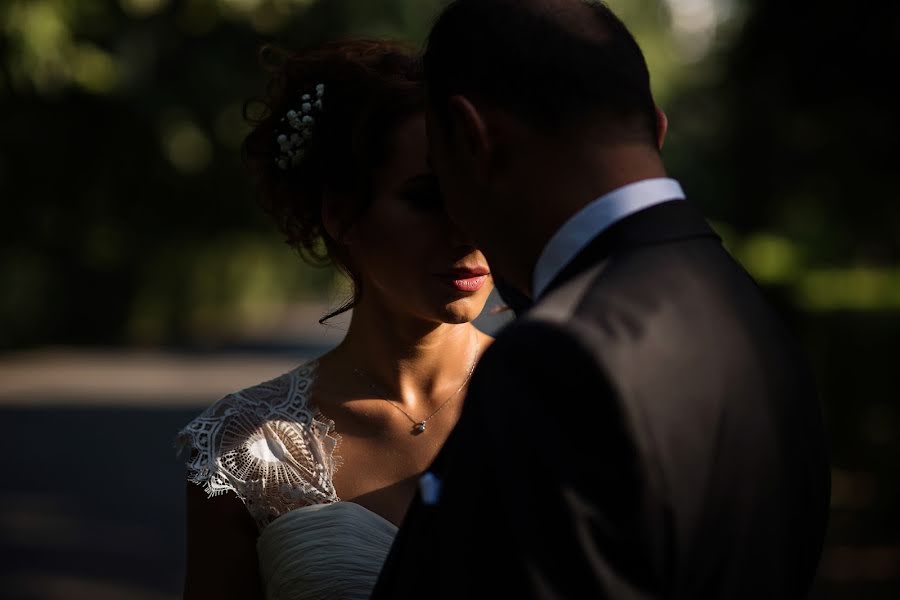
[
  {"xmin": 533, "ymin": 179, "xmax": 687, "ymax": 298},
  {"xmin": 539, "ymin": 199, "xmax": 720, "ymax": 300}
]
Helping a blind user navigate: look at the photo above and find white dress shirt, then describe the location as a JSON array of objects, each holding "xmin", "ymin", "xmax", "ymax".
[{"xmin": 532, "ymin": 178, "xmax": 686, "ymax": 299}]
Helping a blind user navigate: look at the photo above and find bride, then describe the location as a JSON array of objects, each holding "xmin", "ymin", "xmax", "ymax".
[{"xmin": 177, "ymin": 39, "xmax": 494, "ymax": 599}]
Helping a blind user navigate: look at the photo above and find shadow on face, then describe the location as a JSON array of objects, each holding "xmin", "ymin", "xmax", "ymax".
[{"xmin": 346, "ymin": 114, "xmax": 493, "ymax": 325}]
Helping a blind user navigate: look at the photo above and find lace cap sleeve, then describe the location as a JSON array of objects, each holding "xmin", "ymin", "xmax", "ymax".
[{"xmin": 175, "ymin": 361, "xmax": 342, "ymax": 528}]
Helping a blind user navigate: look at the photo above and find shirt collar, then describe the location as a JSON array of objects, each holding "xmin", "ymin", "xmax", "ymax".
[{"xmin": 532, "ymin": 178, "xmax": 686, "ymax": 299}]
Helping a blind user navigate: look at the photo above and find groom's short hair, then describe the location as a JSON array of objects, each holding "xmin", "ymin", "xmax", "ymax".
[{"xmin": 424, "ymin": 0, "xmax": 658, "ymax": 144}]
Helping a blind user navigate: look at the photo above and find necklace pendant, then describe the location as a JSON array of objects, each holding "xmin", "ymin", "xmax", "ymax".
[{"xmin": 413, "ymin": 421, "xmax": 427, "ymax": 434}]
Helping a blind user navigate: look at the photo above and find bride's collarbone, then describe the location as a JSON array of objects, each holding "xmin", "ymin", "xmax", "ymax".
[
  {"xmin": 326, "ymin": 389, "xmax": 462, "ymax": 445},
  {"xmin": 335, "ymin": 424, "xmax": 446, "ymax": 475},
  {"xmin": 308, "ymin": 378, "xmax": 461, "ymax": 519}
]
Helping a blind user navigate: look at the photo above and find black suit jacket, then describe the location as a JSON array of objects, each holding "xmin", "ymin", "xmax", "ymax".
[{"xmin": 372, "ymin": 200, "xmax": 830, "ymax": 599}]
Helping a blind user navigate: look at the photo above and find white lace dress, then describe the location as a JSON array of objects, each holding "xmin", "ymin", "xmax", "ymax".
[{"xmin": 176, "ymin": 360, "xmax": 398, "ymax": 600}]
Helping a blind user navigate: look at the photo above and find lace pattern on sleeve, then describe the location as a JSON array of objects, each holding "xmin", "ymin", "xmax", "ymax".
[{"xmin": 176, "ymin": 360, "xmax": 342, "ymax": 529}]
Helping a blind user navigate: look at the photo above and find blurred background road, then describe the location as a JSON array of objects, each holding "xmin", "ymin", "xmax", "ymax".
[
  {"xmin": 1, "ymin": 0, "xmax": 898, "ymax": 598},
  {"xmin": 0, "ymin": 305, "xmax": 342, "ymax": 600}
]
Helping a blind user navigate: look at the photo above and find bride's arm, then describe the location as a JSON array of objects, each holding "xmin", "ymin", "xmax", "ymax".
[{"xmin": 183, "ymin": 482, "xmax": 265, "ymax": 600}]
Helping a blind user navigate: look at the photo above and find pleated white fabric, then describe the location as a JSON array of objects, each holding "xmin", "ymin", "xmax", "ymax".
[{"xmin": 257, "ymin": 501, "xmax": 398, "ymax": 600}]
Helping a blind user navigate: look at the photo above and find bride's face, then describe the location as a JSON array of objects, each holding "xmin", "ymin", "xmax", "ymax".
[{"xmin": 346, "ymin": 114, "xmax": 493, "ymax": 324}]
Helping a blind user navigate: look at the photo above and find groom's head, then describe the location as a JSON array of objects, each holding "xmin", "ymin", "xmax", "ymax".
[{"xmin": 424, "ymin": 0, "xmax": 667, "ymax": 286}]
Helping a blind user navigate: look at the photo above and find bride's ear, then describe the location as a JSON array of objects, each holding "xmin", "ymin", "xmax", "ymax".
[
  {"xmin": 321, "ymin": 190, "xmax": 357, "ymax": 245},
  {"xmin": 447, "ymin": 95, "xmax": 491, "ymax": 165}
]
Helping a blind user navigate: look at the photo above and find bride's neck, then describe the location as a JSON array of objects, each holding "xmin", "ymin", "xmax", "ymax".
[{"xmin": 330, "ymin": 296, "xmax": 477, "ymax": 401}]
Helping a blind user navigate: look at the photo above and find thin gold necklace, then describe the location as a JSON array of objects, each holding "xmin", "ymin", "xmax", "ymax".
[{"xmin": 352, "ymin": 340, "xmax": 479, "ymax": 435}]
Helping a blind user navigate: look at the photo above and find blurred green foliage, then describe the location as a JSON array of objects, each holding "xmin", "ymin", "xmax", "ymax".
[{"xmin": 5, "ymin": 0, "xmax": 895, "ymax": 348}]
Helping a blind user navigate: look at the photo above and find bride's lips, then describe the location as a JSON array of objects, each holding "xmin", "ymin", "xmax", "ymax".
[{"xmin": 438, "ymin": 267, "xmax": 491, "ymax": 293}]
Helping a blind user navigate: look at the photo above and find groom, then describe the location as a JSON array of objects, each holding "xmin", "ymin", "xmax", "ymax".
[{"xmin": 373, "ymin": 0, "xmax": 830, "ymax": 598}]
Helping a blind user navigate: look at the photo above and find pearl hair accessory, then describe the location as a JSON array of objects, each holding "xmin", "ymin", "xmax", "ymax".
[{"xmin": 275, "ymin": 83, "xmax": 325, "ymax": 170}]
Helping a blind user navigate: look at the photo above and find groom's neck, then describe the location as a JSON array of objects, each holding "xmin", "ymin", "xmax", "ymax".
[{"xmin": 495, "ymin": 141, "xmax": 668, "ymax": 295}]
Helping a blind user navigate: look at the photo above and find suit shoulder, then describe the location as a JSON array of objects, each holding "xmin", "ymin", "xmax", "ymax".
[{"xmin": 488, "ymin": 313, "xmax": 593, "ymax": 364}]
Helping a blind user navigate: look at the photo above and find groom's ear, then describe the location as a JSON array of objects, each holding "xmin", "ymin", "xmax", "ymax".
[
  {"xmin": 447, "ymin": 95, "xmax": 491, "ymax": 166},
  {"xmin": 655, "ymin": 106, "xmax": 669, "ymax": 150}
]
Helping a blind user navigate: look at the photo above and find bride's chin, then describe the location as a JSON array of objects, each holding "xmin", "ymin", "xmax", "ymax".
[
  {"xmin": 439, "ymin": 311, "xmax": 474, "ymax": 326},
  {"xmin": 437, "ymin": 301, "xmax": 481, "ymax": 325}
]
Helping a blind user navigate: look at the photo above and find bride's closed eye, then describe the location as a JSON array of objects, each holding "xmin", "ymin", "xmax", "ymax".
[{"xmin": 399, "ymin": 174, "xmax": 443, "ymax": 213}]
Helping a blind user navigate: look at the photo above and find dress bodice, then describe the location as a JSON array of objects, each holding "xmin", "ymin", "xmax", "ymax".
[
  {"xmin": 177, "ymin": 360, "xmax": 397, "ymax": 599},
  {"xmin": 257, "ymin": 502, "xmax": 397, "ymax": 600}
]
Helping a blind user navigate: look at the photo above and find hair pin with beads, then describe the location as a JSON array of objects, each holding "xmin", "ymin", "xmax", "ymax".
[{"xmin": 276, "ymin": 83, "xmax": 325, "ymax": 170}]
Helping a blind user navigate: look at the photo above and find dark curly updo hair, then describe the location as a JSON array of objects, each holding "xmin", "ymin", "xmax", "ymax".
[{"xmin": 243, "ymin": 39, "xmax": 425, "ymax": 321}]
